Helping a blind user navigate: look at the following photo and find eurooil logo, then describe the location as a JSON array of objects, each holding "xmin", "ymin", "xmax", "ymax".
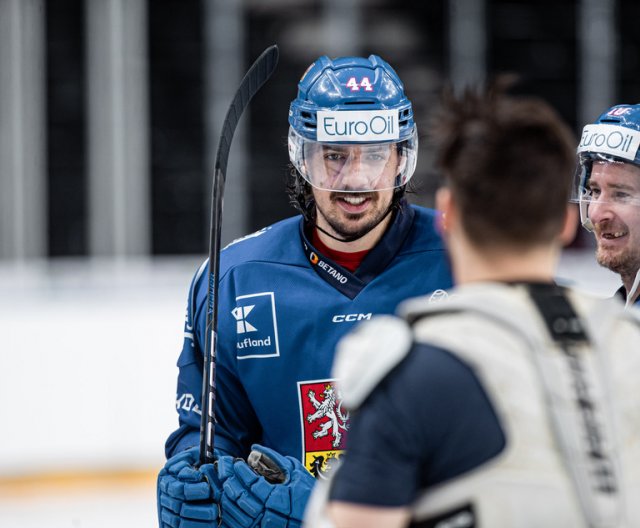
[
  {"xmin": 577, "ymin": 124, "xmax": 640, "ymax": 161},
  {"xmin": 310, "ymin": 252, "xmax": 319, "ymax": 265},
  {"xmin": 316, "ymin": 110, "xmax": 399, "ymax": 142}
]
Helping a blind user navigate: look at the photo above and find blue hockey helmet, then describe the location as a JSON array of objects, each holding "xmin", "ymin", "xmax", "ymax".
[
  {"xmin": 573, "ymin": 104, "xmax": 640, "ymax": 230},
  {"xmin": 288, "ymin": 55, "xmax": 418, "ymax": 193},
  {"xmin": 289, "ymin": 55, "xmax": 415, "ymax": 142}
]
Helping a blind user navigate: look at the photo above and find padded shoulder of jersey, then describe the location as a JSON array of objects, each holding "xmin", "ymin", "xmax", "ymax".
[
  {"xmin": 333, "ymin": 315, "xmax": 413, "ymax": 410},
  {"xmin": 221, "ymin": 215, "xmax": 305, "ymax": 265},
  {"xmin": 185, "ymin": 216, "xmax": 305, "ymax": 308}
]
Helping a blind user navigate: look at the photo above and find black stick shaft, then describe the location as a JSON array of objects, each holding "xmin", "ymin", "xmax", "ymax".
[{"xmin": 199, "ymin": 45, "xmax": 279, "ymax": 466}]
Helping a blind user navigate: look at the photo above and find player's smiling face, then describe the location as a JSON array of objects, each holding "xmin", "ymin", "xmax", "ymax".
[
  {"xmin": 308, "ymin": 145, "xmax": 399, "ymax": 241},
  {"xmin": 587, "ymin": 161, "xmax": 640, "ymax": 279}
]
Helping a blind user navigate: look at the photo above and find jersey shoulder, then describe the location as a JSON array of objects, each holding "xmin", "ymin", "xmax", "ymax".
[
  {"xmin": 187, "ymin": 215, "xmax": 305, "ymax": 309},
  {"xmin": 221, "ymin": 215, "xmax": 303, "ymax": 265}
]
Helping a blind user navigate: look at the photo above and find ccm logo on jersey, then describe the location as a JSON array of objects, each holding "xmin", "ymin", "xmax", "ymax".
[
  {"xmin": 233, "ymin": 292, "xmax": 280, "ymax": 359},
  {"xmin": 332, "ymin": 313, "xmax": 372, "ymax": 323}
]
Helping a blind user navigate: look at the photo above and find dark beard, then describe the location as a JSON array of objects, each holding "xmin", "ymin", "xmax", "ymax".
[
  {"xmin": 325, "ymin": 211, "xmax": 389, "ymax": 240},
  {"xmin": 317, "ymin": 198, "xmax": 395, "ymax": 241}
]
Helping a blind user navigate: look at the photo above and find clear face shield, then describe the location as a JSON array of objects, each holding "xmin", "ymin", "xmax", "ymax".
[
  {"xmin": 572, "ymin": 153, "xmax": 640, "ymax": 232},
  {"xmin": 288, "ymin": 127, "xmax": 418, "ymax": 193}
]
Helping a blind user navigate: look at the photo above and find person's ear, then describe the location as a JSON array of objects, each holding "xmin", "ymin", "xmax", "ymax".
[
  {"xmin": 559, "ymin": 204, "xmax": 579, "ymax": 246},
  {"xmin": 435, "ymin": 187, "xmax": 454, "ymax": 234}
]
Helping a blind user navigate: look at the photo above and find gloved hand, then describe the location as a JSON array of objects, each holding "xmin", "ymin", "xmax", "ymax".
[
  {"xmin": 217, "ymin": 444, "xmax": 315, "ymax": 528},
  {"xmin": 157, "ymin": 446, "xmax": 223, "ymax": 528}
]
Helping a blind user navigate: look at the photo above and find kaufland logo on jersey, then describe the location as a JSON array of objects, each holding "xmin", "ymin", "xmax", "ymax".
[
  {"xmin": 232, "ymin": 305, "xmax": 259, "ymax": 333},
  {"xmin": 233, "ymin": 292, "xmax": 280, "ymax": 359},
  {"xmin": 578, "ymin": 124, "xmax": 640, "ymax": 161},
  {"xmin": 316, "ymin": 110, "xmax": 399, "ymax": 142}
]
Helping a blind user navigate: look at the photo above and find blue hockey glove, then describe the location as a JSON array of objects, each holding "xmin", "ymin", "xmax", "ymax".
[
  {"xmin": 157, "ymin": 446, "xmax": 223, "ymax": 528},
  {"xmin": 217, "ymin": 444, "xmax": 315, "ymax": 528}
]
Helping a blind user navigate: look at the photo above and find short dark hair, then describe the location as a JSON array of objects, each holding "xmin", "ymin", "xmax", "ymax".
[{"xmin": 430, "ymin": 81, "xmax": 576, "ymax": 247}]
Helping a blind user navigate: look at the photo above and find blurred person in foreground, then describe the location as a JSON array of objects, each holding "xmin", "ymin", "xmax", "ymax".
[
  {"xmin": 156, "ymin": 54, "xmax": 453, "ymax": 528},
  {"xmin": 305, "ymin": 83, "xmax": 640, "ymax": 527},
  {"xmin": 574, "ymin": 104, "xmax": 640, "ymax": 308}
]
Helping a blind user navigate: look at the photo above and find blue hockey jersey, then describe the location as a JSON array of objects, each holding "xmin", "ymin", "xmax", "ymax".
[{"xmin": 165, "ymin": 202, "xmax": 452, "ymax": 475}]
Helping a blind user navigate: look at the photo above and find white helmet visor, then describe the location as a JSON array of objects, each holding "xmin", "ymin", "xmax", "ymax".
[
  {"xmin": 288, "ymin": 127, "xmax": 417, "ymax": 192},
  {"xmin": 572, "ymin": 155, "xmax": 640, "ymax": 207}
]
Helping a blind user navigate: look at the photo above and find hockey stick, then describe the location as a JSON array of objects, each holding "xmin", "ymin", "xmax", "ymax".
[{"xmin": 199, "ymin": 44, "xmax": 279, "ymax": 466}]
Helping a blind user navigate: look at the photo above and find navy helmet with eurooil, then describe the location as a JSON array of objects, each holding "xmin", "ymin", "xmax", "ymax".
[
  {"xmin": 578, "ymin": 104, "xmax": 640, "ymax": 167},
  {"xmin": 573, "ymin": 104, "xmax": 640, "ymax": 230},
  {"xmin": 289, "ymin": 55, "xmax": 415, "ymax": 143},
  {"xmin": 288, "ymin": 55, "xmax": 418, "ymax": 193}
]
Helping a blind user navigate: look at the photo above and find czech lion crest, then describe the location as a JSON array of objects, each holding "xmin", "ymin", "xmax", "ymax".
[{"xmin": 298, "ymin": 379, "xmax": 349, "ymax": 478}]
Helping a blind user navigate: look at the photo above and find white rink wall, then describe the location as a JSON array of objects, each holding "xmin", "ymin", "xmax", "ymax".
[
  {"xmin": 0, "ymin": 257, "xmax": 201, "ymax": 478},
  {"xmin": 0, "ymin": 251, "xmax": 621, "ymax": 478},
  {"xmin": 556, "ymin": 248, "xmax": 622, "ymax": 297}
]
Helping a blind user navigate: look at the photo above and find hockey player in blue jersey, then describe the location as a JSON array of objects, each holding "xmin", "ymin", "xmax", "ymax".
[
  {"xmin": 156, "ymin": 54, "xmax": 452, "ymax": 528},
  {"xmin": 573, "ymin": 103, "xmax": 640, "ymax": 308}
]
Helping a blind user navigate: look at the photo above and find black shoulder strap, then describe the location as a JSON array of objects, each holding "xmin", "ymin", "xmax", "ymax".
[
  {"xmin": 526, "ymin": 282, "xmax": 620, "ymax": 524},
  {"xmin": 525, "ymin": 283, "xmax": 589, "ymax": 344}
]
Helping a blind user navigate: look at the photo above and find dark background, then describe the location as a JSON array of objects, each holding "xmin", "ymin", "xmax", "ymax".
[{"xmin": 43, "ymin": 0, "xmax": 634, "ymax": 256}]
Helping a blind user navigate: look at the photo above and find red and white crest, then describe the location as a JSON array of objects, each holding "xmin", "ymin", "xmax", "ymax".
[{"xmin": 298, "ymin": 379, "xmax": 349, "ymax": 478}]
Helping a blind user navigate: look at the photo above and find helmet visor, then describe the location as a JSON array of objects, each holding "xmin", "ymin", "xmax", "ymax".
[
  {"xmin": 288, "ymin": 127, "xmax": 417, "ymax": 192},
  {"xmin": 572, "ymin": 154, "xmax": 640, "ymax": 207}
]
